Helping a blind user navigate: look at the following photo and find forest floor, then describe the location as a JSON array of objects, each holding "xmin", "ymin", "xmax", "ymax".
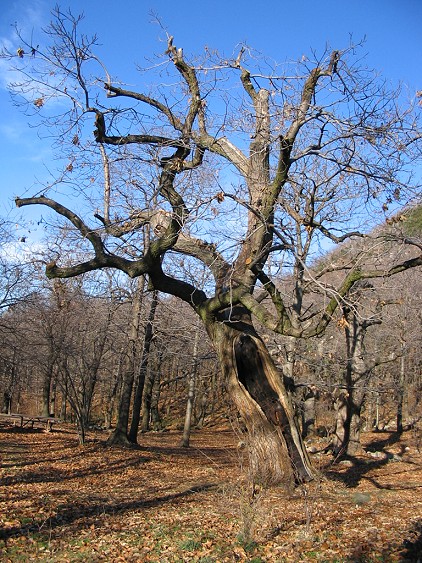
[{"xmin": 0, "ymin": 423, "xmax": 421, "ymax": 562}]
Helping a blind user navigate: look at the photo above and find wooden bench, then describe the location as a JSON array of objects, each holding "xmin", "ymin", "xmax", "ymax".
[{"xmin": 0, "ymin": 413, "xmax": 60, "ymax": 431}]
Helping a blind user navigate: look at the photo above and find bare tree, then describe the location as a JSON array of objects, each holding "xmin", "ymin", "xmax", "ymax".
[
  {"xmin": 331, "ymin": 285, "xmax": 382, "ymax": 457},
  {"xmin": 0, "ymin": 218, "xmax": 43, "ymax": 414},
  {"xmin": 6, "ymin": 8, "xmax": 422, "ymax": 484}
]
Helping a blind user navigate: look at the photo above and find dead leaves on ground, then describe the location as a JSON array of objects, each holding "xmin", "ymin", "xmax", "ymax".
[{"xmin": 0, "ymin": 426, "xmax": 421, "ymax": 561}]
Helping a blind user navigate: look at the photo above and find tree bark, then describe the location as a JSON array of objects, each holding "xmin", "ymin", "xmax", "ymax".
[
  {"xmin": 140, "ymin": 349, "xmax": 163, "ymax": 432},
  {"xmin": 180, "ymin": 327, "xmax": 200, "ymax": 447},
  {"xmin": 103, "ymin": 350, "xmax": 124, "ymax": 429},
  {"xmin": 139, "ymin": 368, "xmax": 154, "ymax": 433},
  {"xmin": 107, "ymin": 368, "xmax": 134, "ymax": 446},
  {"xmin": 207, "ymin": 314, "xmax": 314, "ymax": 485},
  {"xmin": 302, "ymin": 389, "xmax": 317, "ymax": 438},
  {"xmin": 333, "ymin": 391, "xmax": 349, "ymax": 457},
  {"xmin": 59, "ymin": 371, "xmax": 68, "ymax": 420},
  {"xmin": 3, "ymin": 391, "xmax": 12, "ymax": 414},
  {"xmin": 333, "ymin": 395, "xmax": 364, "ymax": 457},
  {"xmin": 332, "ymin": 310, "xmax": 371, "ymax": 457},
  {"xmin": 76, "ymin": 413, "xmax": 86, "ymax": 445},
  {"xmin": 150, "ymin": 371, "xmax": 162, "ymax": 430},
  {"xmin": 140, "ymin": 347, "xmax": 164, "ymax": 434},
  {"xmin": 41, "ymin": 368, "xmax": 52, "ymax": 417},
  {"xmin": 128, "ymin": 290, "xmax": 158, "ymax": 443},
  {"xmin": 107, "ymin": 278, "xmax": 145, "ymax": 446},
  {"xmin": 348, "ymin": 406, "xmax": 363, "ymax": 455},
  {"xmin": 397, "ymin": 349, "xmax": 405, "ymax": 433}
]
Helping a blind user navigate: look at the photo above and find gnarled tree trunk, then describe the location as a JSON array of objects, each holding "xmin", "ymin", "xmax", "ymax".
[{"xmin": 207, "ymin": 317, "xmax": 314, "ymax": 485}]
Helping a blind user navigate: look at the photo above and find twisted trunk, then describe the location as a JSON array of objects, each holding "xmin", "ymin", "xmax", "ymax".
[{"xmin": 206, "ymin": 314, "xmax": 314, "ymax": 485}]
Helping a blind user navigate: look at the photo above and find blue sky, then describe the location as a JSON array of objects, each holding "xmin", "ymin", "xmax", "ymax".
[{"xmin": 0, "ymin": 0, "xmax": 421, "ymax": 237}]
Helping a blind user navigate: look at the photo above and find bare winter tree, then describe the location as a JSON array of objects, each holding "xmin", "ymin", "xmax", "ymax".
[
  {"xmin": 0, "ymin": 218, "xmax": 40, "ymax": 414},
  {"xmin": 4, "ymin": 8, "xmax": 422, "ymax": 484}
]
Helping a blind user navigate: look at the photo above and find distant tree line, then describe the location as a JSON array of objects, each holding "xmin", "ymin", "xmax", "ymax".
[{"xmin": 1, "ymin": 209, "xmax": 420, "ymax": 454}]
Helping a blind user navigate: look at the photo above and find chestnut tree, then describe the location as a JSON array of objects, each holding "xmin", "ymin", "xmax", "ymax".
[{"xmin": 4, "ymin": 8, "xmax": 422, "ymax": 484}]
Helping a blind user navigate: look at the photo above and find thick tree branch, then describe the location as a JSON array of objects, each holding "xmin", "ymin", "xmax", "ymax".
[
  {"xmin": 165, "ymin": 36, "xmax": 203, "ymax": 136},
  {"xmin": 255, "ymin": 269, "xmax": 291, "ymax": 323},
  {"xmin": 240, "ymin": 68, "xmax": 257, "ymax": 101},
  {"xmin": 174, "ymin": 233, "xmax": 231, "ymax": 288},
  {"xmin": 16, "ymin": 196, "xmax": 103, "ymax": 253},
  {"xmin": 148, "ymin": 262, "xmax": 207, "ymax": 310},
  {"xmin": 95, "ymin": 132, "xmax": 187, "ymax": 148},
  {"xmin": 15, "ymin": 196, "xmax": 147, "ymax": 278},
  {"xmin": 193, "ymin": 133, "xmax": 249, "ymax": 176}
]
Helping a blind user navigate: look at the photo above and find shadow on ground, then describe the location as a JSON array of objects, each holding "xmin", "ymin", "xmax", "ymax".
[
  {"xmin": 399, "ymin": 519, "xmax": 422, "ymax": 562},
  {"xmin": 0, "ymin": 483, "xmax": 218, "ymax": 542},
  {"xmin": 324, "ymin": 431, "xmax": 421, "ymax": 490}
]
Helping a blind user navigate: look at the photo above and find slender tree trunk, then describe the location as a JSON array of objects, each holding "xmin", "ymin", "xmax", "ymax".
[
  {"xmin": 302, "ymin": 389, "xmax": 316, "ymax": 438},
  {"xmin": 140, "ymin": 350, "xmax": 163, "ymax": 432},
  {"xmin": 81, "ymin": 374, "xmax": 97, "ymax": 429},
  {"xmin": 180, "ymin": 372, "xmax": 195, "ymax": 447},
  {"xmin": 76, "ymin": 414, "xmax": 86, "ymax": 445},
  {"xmin": 397, "ymin": 350, "xmax": 405, "ymax": 433},
  {"xmin": 59, "ymin": 372, "xmax": 68, "ymax": 420},
  {"xmin": 3, "ymin": 391, "xmax": 12, "ymax": 414},
  {"xmin": 140, "ymin": 348, "xmax": 164, "ymax": 432},
  {"xmin": 150, "ymin": 367, "xmax": 162, "ymax": 430},
  {"xmin": 139, "ymin": 367, "xmax": 154, "ymax": 432},
  {"xmin": 128, "ymin": 290, "xmax": 158, "ymax": 443},
  {"xmin": 108, "ymin": 277, "xmax": 145, "ymax": 446},
  {"xmin": 80, "ymin": 328, "xmax": 108, "ymax": 428},
  {"xmin": 49, "ymin": 374, "xmax": 57, "ymax": 417},
  {"xmin": 41, "ymin": 367, "xmax": 53, "ymax": 417},
  {"xmin": 104, "ymin": 351, "xmax": 124, "ymax": 429},
  {"xmin": 207, "ymin": 314, "xmax": 314, "ymax": 485},
  {"xmin": 375, "ymin": 392, "xmax": 380, "ymax": 430},
  {"xmin": 60, "ymin": 398, "xmax": 67, "ymax": 420},
  {"xmin": 180, "ymin": 328, "xmax": 200, "ymax": 447}
]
